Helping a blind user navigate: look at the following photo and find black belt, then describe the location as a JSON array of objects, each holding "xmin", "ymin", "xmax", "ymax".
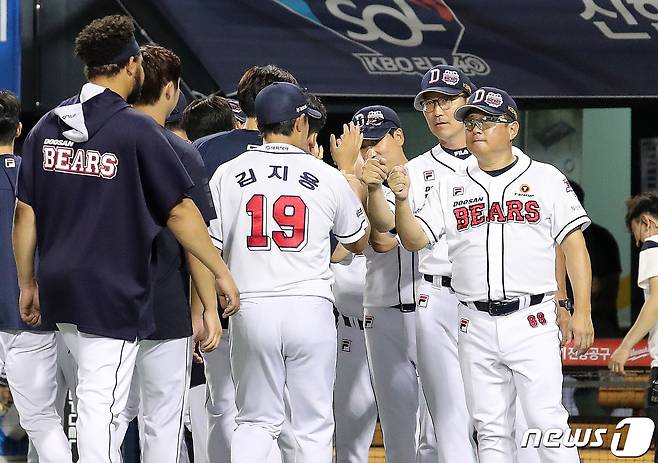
[
  {"xmin": 423, "ymin": 274, "xmax": 452, "ymax": 288},
  {"xmin": 342, "ymin": 315, "xmax": 364, "ymax": 330},
  {"xmin": 393, "ymin": 303, "xmax": 416, "ymax": 313},
  {"xmin": 468, "ymin": 294, "xmax": 546, "ymax": 317}
]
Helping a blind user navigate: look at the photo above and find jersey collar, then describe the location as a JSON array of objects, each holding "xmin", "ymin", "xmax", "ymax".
[
  {"xmin": 260, "ymin": 142, "xmax": 309, "ymax": 155},
  {"xmin": 467, "ymin": 150, "xmax": 532, "ymax": 185},
  {"xmin": 429, "ymin": 144, "xmax": 471, "ymax": 172}
]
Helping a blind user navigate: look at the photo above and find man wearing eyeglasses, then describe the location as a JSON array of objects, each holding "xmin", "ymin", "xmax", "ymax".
[
  {"xmin": 390, "ymin": 87, "xmax": 594, "ymax": 463},
  {"xmin": 364, "ymin": 65, "xmax": 478, "ymax": 462}
]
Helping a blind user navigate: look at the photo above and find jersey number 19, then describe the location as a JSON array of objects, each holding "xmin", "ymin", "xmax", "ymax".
[{"xmin": 246, "ymin": 194, "xmax": 309, "ymax": 252}]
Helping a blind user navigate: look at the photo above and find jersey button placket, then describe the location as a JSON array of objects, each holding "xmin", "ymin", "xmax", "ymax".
[{"xmin": 487, "ymin": 183, "xmax": 505, "ymax": 301}]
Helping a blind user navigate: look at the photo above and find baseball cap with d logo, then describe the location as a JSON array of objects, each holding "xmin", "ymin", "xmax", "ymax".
[
  {"xmin": 413, "ymin": 65, "xmax": 475, "ymax": 111},
  {"xmin": 352, "ymin": 105, "xmax": 401, "ymax": 141},
  {"xmin": 255, "ymin": 82, "xmax": 322, "ymax": 125},
  {"xmin": 454, "ymin": 87, "xmax": 519, "ymax": 122}
]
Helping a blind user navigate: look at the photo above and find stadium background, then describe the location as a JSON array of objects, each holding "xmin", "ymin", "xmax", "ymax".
[{"xmin": 2, "ymin": 0, "xmax": 658, "ymax": 461}]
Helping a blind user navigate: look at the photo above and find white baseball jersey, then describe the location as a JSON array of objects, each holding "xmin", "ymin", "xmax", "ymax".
[
  {"xmin": 208, "ymin": 142, "xmax": 368, "ymax": 302},
  {"xmin": 364, "ymin": 184, "xmax": 420, "ymax": 308},
  {"xmin": 638, "ymin": 236, "xmax": 658, "ymax": 367},
  {"xmin": 405, "ymin": 145, "xmax": 526, "ymax": 277},
  {"xmin": 331, "ymin": 253, "xmax": 367, "ymax": 318},
  {"xmin": 415, "ymin": 151, "xmax": 590, "ymax": 302},
  {"xmin": 405, "ymin": 145, "xmax": 476, "ymax": 277}
]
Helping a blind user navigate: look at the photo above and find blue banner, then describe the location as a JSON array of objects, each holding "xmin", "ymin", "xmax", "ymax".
[
  {"xmin": 0, "ymin": 0, "xmax": 20, "ymax": 95},
  {"xmin": 151, "ymin": 0, "xmax": 658, "ymax": 98}
]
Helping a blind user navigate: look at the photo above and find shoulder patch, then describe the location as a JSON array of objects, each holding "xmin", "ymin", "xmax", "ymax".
[{"xmin": 4, "ymin": 158, "xmax": 15, "ymax": 168}]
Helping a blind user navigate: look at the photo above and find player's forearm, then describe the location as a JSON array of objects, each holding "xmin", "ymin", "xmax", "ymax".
[
  {"xmin": 186, "ymin": 252, "xmax": 218, "ymax": 317},
  {"xmin": 168, "ymin": 198, "xmax": 232, "ymax": 281},
  {"xmin": 619, "ymin": 296, "xmax": 658, "ymax": 350},
  {"xmin": 12, "ymin": 201, "xmax": 37, "ymax": 287},
  {"xmin": 370, "ymin": 228, "xmax": 399, "ymax": 253},
  {"xmin": 395, "ymin": 198, "xmax": 429, "ymax": 252},
  {"xmin": 561, "ymin": 230, "xmax": 592, "ymax": 316},
  {"xmin": 331, "ymin": 243, "xmax": 351, "ymax": 263},
  {"xmin": 366, "ymin": 186, "xmax": 395, "ymax": 233},
  {"xmin": 555, "ymin": 245, "xmax": 568, "ymax": 300}
]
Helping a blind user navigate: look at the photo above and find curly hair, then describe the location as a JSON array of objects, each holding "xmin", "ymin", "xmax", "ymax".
[
  {"xmin": 237, "ymin": 65, "xmax": 297, "ymax": 118},
  {"xmin": 182, "ymin": 96, "xmax": 235, "ymax": 142},
  {"xmin": 626, "ymin": 191, "xmax": 658, "ymax": 230},
  {"xmin": 136, "ymin": 45, "xmax": 181, "ymax": 106},
  {"xmin": 0, "ymin": 90, "xmax": 20, "ymax": 145},
  {"xmin": 74, "ymin": 15, "xmax": 137, "ymax": 79}
]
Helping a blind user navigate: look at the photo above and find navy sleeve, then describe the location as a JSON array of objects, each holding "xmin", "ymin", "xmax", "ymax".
[
  {"xmin": 17, "ymin": 130, "xmax": 36, "ymax": 205},
  {"xmin": 137, "ymin": 125, "xmax": 194, "ymax": 226},
  {"xmin": 179, "ymin": 144, "xmax": 217, "ymax": 224}
]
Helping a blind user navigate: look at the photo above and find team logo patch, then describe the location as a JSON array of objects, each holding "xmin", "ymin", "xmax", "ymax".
[
  {"xmin": 520, "ymin": 184, "xmax": 530, "ymax": 193},
  {"xmin": 4, "ymin": 158, "xmax": 15, "ymax": 168},
  {"xmin": 418, "ymin": 294, "xmax": 429, "ymax": 308},
  {"xmin": 366, "ymin": 110, "xmax": 385, "ymax": 126},
  {"xmin": 485, "ymin": 92, "xmax": 504, "ymax": 108},
  {"xmin": 442, "ymin": 70, "xmax": 460, "ymax": 85},
  {"xmin": 364, "ymin": 315, "xmax": 374, "ymax": 329},
  {"xmin": 341, "ymin": 339, "xmax": 351, "ymax": 352},
  {"xmin": 459, "ymin": 318, "xmax": 469, "ymax": 333},
  {"xmin": 423, "ymin": 170, "xmax": 435, "ymax": 181},
  {"xmin": 453, "ymin": 186, "xmax": 464, "ymax": 196}
]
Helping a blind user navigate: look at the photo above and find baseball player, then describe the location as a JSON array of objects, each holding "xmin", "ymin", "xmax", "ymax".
[
  {"xmin": 194, "ymin": 65, "xmax": 297, "ymax": 463},
  {"xmin": 0, "ymin": 90, "xmax": 72, "ymax": 463},
  {"xmin": 347, "ymin": 105, "xmax": 437, "ymax": 463},
  {"xmin": 609, "ymin": 191, "xmax": 658, "ymax": 449},
  {"xmin": 110, "ymin": 44, "xmax": 222, "ymax": 463},
  {"xmin": 14, "ymin": 16, "xmax": 238, "ymax": 463},
  {"xmin": 361, "ymin": 71, "xmax": 478, "ymax": 462},
  {"xmin": 390, "ymin": 86, "xmax": 594, "ymax": 463},
  {"xmin": 208, "ymin": 82, "xmax": 369, "ymax": 463},
  {"xmin": 165, "ymin": 91, "xmax": 189, "ymax": 140},
  {"xmin": 331, "ymin": 153, "xmax": 378, "ymax": 463}
]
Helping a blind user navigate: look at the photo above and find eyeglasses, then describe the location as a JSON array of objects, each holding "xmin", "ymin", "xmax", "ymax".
[
  {"xmin": 421, "ymin": 96, "xmax": 462, "ymax": 113},
  {"xmin": 463, "ymin": 116, "xmax": 513, "ymax": 131}
]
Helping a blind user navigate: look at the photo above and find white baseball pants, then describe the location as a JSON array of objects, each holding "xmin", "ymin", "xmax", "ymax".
[
  {"xmin": 187, "ymin": 383, "xmax": 209, "ymax": 463},
  {"xmin": 229, "ymin": 296, "xmax": 336, "ymax": 463},
  {"xmin": 363, "ymin": 307, "xmax": 437, "ymax": 463},
  {"xmin": 415, "ymin": 280, "xmax": 477, "ymax": 463},
  {"xmin": 57, "ymin": 323, "xmax": 139, "ymax": 463},
  {"xmin": 202, "ymin": 330, "xmax": 287, "ymax": 463},
  {"xmin": 114, "ymin": 337, "xmax": 192, "ymax": 463},
  {"xmin": 334, "ymin": 314, "xmax": 377, "ymax": 463},
  {"xmin": 0, "ymin": 330, "xmax": 72, "ymax": 463},
  {"xmin": 457, "ymin": 300, "xmax": 580, "ymax": 463}
]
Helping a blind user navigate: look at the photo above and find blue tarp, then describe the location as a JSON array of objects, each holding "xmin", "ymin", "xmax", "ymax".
[
  {"xmin": 0, "ymin": 0, "xmax": 20, "ymax": 95},
  {"xmin": 151, "ymin": 0, "xmax": 658, "ymax": 98}
]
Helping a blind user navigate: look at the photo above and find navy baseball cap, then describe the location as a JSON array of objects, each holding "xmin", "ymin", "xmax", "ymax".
[
  {"xmin": 454, "ymin": 87, "xmax": 519, "ymax": 122},
  {"xmin": 351, "ymin": 105, "xmax": 401, "ymax": 141},
  {"xmin": 228, "ymin": 98, "xmax": 246, "ymax": 124},
  {"xmin": 255, "ymin": 82, "xmax": 322, "ymax": 125},
  {"xmin": 166, "ymin": 92, "xmax": 187, "ymax": 125},
  {"xmin": 414, "ymin": 65, "xmax": 475, "ymax": 111}
]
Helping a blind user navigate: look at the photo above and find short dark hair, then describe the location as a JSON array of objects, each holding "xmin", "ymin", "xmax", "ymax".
[
  {"xmin": 625, "ymin": 191, "xmax": 658, "ymax": 230},
  {"xmin": 136, "ymin": 45, "xmax": 181, "ymax": 106},
  {"xmin": 0, "ymin": 90, "xmax": 20, "ymax": 145},
  {"xmin": 182, "ymin": 96, "xmax": 236, "ymax": 141},
  {"xmin": 258, "ymin": 117, "xmax": 299, "ymax": 137},
  {"xmin": 568, "ymin": 179, "xmax": 585, "ymax": 204},
  {"xmin": 237, "ymin": 65, "xmax": 297, "ymax": 118},
  {"xmin": 306, "ymin": 93, "xmax": 327, "ymax": 135},
  {"xmin": 74, "ymin": 15, "xmax": 138, "ymax": 79}
]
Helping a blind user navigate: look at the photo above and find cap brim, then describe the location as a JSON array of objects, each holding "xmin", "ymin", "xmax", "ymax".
[
  {"xmin": 454, "ymin": 104, "xmax": 504, "ymax": 122},
  {"xmin": 413, "ymin": 87, "xmax": 464, "ymax": 111},
  {"xmin": 362, "ymin": 126, "xmax": 391, "ymax": 141},
  {"xmin": 305, "ymin": 107, "xmax": 322, "ymax": 119}
]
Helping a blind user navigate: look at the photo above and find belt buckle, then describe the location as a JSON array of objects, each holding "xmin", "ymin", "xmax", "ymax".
[{"xmin": 487, "ymin": 299, "xmax": 515, "ymax": 316}]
